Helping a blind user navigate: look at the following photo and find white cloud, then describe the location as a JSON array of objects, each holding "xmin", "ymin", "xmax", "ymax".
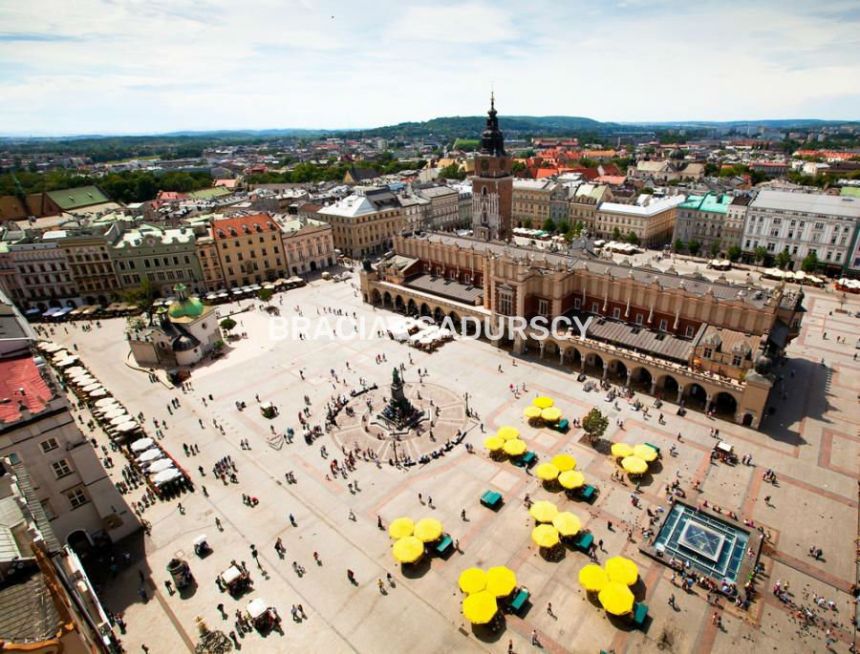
[{"xmin": 0, "ymin": 0, "xmax": 857, "ymax": 134}]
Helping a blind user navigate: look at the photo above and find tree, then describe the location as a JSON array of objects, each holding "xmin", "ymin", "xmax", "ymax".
[
  {"xmin": 582, "ymin": 408, "xmax": 609, "ymax": 443},
  {"xmin": 626, "ymin": 231, "xmax": 640, "ymax": 245},
  {"xmin": 612, "ymin": 227, "xmax": 622, "ymax": 240},
  {"xmin": 556, "ymin": 220, "xmax": 570, "ymax": 235},
  {"xmin": 688, "ymin": 240, "xmax": 701, "ymax": 256},
  {"xmin": 753, "ymin": 246, "xmax": 768, "ymax": 264},
  {"xmin": 775, "ymin": 249, "xmax": 792, "ymax": 269},
  {"xmin": 573, "ymin": 221, "xmax": 584, "ymax": 237},
  {"xmin": 640, "ymin": 187, "xmax": 655, "ymax": 195},
  {"xmin": 801, "ymin": 251, "xmax": 819, "ymax": 272},
  {"xmin": 438, "ymin": 163, "xmax": 466, "ymax": 180},
  {"xmin": 511, "ymin": 161, "xmax": 527, "ymax": 176},
  {"xmin": 219, "ymin": 317, "xmax": 237, "ymax": 333},
  {"xmin": 542, "ymin": 218, "xmax": 557, "ymax": 233},
  {"xmin": 727, "ymin": 245, "xmax": 742, "ymax": 262},
  {"xmin": 709, "ymin": 242, "xmax": 720, "ymax": 258},
  {"xmin": 258, "ymin": 288, "xmax": 274, "ymax": 303},
  {"xmin": 122, "ymin": 277, "xmax": 154, "ymax": 310},
  {"xmin": 674, "ymin": 239, "xmax": 685, "ymax": 253},
  {"xmin": 522, "ymin": 218, "xmax": 533, "ymax": 229}
]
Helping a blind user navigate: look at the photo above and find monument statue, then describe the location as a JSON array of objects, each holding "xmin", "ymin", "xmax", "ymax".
[{"xmin": 377, "ymin": 367, "xmax": 424, "ymax": 430}]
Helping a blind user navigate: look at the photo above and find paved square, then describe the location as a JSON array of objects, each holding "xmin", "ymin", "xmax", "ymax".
[{"xmin": 46, "ymin": 276, "xmax": 859, "ymax": 654}]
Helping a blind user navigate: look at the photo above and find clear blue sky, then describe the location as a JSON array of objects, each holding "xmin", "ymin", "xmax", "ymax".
[{"xmin": 1, "ymin": 0, "xmax": 858, "ymax": 135}]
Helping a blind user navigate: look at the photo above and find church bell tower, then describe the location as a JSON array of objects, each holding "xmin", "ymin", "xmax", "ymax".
[{"xmin": 471, "ymin": 94, "xmax": 513, "ymax": 242}]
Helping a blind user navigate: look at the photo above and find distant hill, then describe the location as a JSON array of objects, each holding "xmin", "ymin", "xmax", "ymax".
[{"xmin": 340, "ymin": 115, "xmax": 616, "ymax": 140}]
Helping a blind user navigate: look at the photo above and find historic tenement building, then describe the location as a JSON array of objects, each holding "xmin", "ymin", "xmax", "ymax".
[{"xmin": 360, "ymin": 232, "xmax": 804, "ymax": 429}]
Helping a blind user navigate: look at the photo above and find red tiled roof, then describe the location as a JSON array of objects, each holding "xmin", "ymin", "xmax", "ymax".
[
  {"xmin": 214, "ymin": 179, "xmax": 238, "ymax": 188},
  {"xmin": 0, "ymin": 357, "xmax": 53, "ymax": 424},
  {"xmin": 211, "ymin": 213, "xmax": 279, "ymax": 239},
  {"xmin": 534, "ymin": 168, "xmax": 558, "ymax": 179},
  {"xmin": 156, "ymin": 191, "xmax": 186, "ymax": 201},
  {"xmin": 595, "ymin": 175, "xmax": 627, "ymax": 186}
]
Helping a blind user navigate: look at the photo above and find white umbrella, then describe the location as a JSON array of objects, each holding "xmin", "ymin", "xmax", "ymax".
[
  {"xmin": 65, "ymin": 366, "xmax": 86, "ymax": 375},
  {"xmin": 102, "ymin": 408, "xmax": 126, "ymax": 420},
  {"xmin": 39, "ymin": 342, "xmax": 62, "ymax": 353},
  {"xmin": 95, "ymin": 402, "xmax": 121, "ymax": 414},
  {"xmin": 56, "ymin": 357, "xmax": 78, "ymax": 367},
  {"xmin": 247, "ymin": 598, "xmax": 268, "ymax": 620},
  {"xmin": 130, "ymin": 437, "xmax": 155, "ymax": 452},
  {"xmin": 116, "ymin": 421, "xmax": 139, "ymax": 433},
  {"xmin": 137, "ymin": 448, "xmax": 164, "ymax": 463},
  {"xmin": 82, "ymin": 383, "xmax": 102, "ymax": 392},
  {"xmin": 95, "ymin": 398, "xmax": 119, "ymax": 408},
  {"xmin": 110, "ymin": 414, "xmax": 132, "ymax": 426},
  {"xmin": 88, "ymin": 388, "xmax": 108, "ymax": 398},
  {"xmin": 148, "ymin": 459, "xmax": 175, "ymax": 473},
  {"xmin": 152, "ymin": 468, "xmax": 182, "ymax": 485},
  {"xmin": 52, "ymin": 351, "xmax": 71, "ymax": 361}
]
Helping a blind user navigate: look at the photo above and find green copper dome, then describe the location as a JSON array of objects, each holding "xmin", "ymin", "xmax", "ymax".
[{"xmin": 168, "ymin": 297, "xmax": 205, "ymax": 319}]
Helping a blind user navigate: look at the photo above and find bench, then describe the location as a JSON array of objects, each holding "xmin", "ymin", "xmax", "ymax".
[
  {"xmin": 632, "ymin": 602, "xmax": 648, "ymax": 628},
  {"xmin": 551, "ymin": 419, "xmax": 570, "ymax": 433},
  {"xmin": 579, "ymin": 484, "xmax": 597, "ymax": 503},
  {"xmin": 480, "ymin": 490, "xmax": 503, "ymax": 510},
  {"xmin": 508, "ymin": 587, "xmax": 530, "ymax": 614},
  {"xmin": 572, "ymin": 531, "xmax": 593, "ymax": 552},
  {"xmin": 512, "ymin": 451, "xmax": 536, "ymax": 468},
  {"xmin": 435, "ymin": 534, "xmax": 453, "ymax": 555}
]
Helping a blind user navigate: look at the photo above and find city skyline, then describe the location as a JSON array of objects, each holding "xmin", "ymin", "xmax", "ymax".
[{"xmin": 1, "ymin": 0, "xmax": 859, "ymax": 135}]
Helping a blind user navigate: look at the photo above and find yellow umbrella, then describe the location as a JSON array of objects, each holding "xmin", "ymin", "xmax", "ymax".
[
  {"xmin": 531, "ymin": 524, "xmax": 560, "ymax": 548},
  {"xmin": 497, "ymin": 426, "xmax": 520, "ymax": 441},
  {"xmin": 523, "ymin": 405, "xmax": 542, "ymax": 419},
  {"xmin": 529, "ymin": 500, "xmax": 558, "ymax": 522},
  {"xmin": 541, "ymin": 407, "xmax": 562, "ymax": 422},
  {"xmin": 462, "ymin": 591, "xmax": 498, "ymax": 624},
  {"xmin": 558, "ymin": 470, "xmax": 586, "ymax": 490},
  {"xmin": 484, "ymin": 435, "xmax": 504, "ymax": 451},
  {"xmin": 392, "ymin": 536, "xmax": 424, "ymax": 564},
  {"xmin": 388, "ymin": 517, "xmax": 415, "ymax": 539},
  {"xmin": 605, "ymin": 556, "xmax": 639, "ymax": 586},
  {"xmin": 551, "ymin": 453, "xmax": 576, "ymax": 471},
  {"xmin": 598, "ymin": 581, "xmax": 635, "ymax": 615},
  {"xmin": 611, "ymin": 442, "xmax": 634, "ymax": 458},
  {"xmin": 621, "ymin": 456, "xmax": 648, "ymax": 475},
  {"xmin": 533, "ymin": 396, "xmax": 554, "ymax": 409},
  {"xmin": 535, "ymin": 462, "xmax": 560, "ymax": 482},
  {"xmin": 578, "ymin": 563, "xmax": 609, "ymax": 592},
  {"xmin": 633, "ymin": 443, "xmax": 658, "ymax": 462},
  {"xmin": 552, "ymin": 511, "xmax": 582, "ymax": 537},
  {"xmin": 485, "ymin": 566, "xmax": 517, "ymax": 597},
  {"xmin": 414, "ymin": 518, "xmax": 443, "ymax": 543},
  {"xmin": 458, "ymin": 567, "xmax": 487, "ymax": 594},
  {"xmin": 503, "ymin": 438, "xmax": 527, "ymax": 456}
]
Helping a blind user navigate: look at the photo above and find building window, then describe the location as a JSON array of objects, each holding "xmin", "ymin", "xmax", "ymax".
[
  {"xmin": 612, "ymin": 308, "xmax": 621, "ymax": 319},
  {"xmin": 658, "ymin": 319, "xmax": 668, "ymax": 332},
  {"xmin": 573, "ymin": 298, "xmax": 581, "ymax": 309},
  {"xmin": 591, "ymin": 302, "xmax": 599, "ymax": 314},
  {"xmin": 703, "ymin": 347, "xmax": 713, "ymax": 359},
  {"xmin": 65, "ymin": 487, "xmax": 89, "ymax": 509},
  {"xmin": 538, "ymin": 299, "xmax": 549, "ymax": 316},
  {"xmin": 52, "ymin": 459, "xmax": 73, "ymax": 479},
  {"xmin": 40, "ymin": 438, "xmax": 59, "ymax": 453},
  {"xmin": 731, "ymin": 354, "xmax": 742, "ymax": 367},
  {"xmin": 635, "ymin": 314, "xmax": 643, "ymax": 325},
  {"xmin": 40, "ymin": 499, "xmax": 56, "ymax": 520},
  {"xmin": 685, "ymin": 325, "xmax": 694, "ymax": 337},
  {"xmin": 498, "ymin": 290, "xmax": 513, "ymax": 316}
]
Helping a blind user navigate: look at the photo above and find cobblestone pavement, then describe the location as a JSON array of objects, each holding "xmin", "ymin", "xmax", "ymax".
[{"xmin": 46, "ymin": 274, "xmax": 859, "ymax": 654}]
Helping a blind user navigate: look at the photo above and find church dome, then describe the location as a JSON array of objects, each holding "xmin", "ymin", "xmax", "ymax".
[
  {"xmin": 168, "ymin": 297, "xmax": 205, "ymax": 319},
  {"xmin": 172, "ymin": 334, "xmax": 199, "ymax": 352}
]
